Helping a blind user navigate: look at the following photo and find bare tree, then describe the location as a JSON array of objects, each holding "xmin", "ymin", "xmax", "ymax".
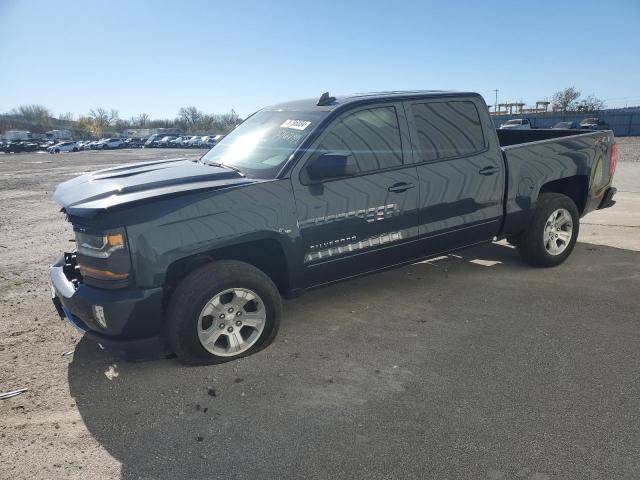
[
  {"xmin": 208, "ymin": 110, "xmax": 242, "ymax": 133},
  {"xmin": 197, "ymin": 114, "xmax": 215, "ymax": 132},
  {"xmin": 3, "ymin": 102, "xmax": 243, "ymax": 137},
  {"xmin": 78, "ymin": 115, "xmax": 101, "ymax": 137},
  {"xmin": 148, "ymin": 118, "xmax": 175, "ymax": 129},
  {"xmin": 134, "ymin": 113, "xmax": 150, "ymax": 128},
  {"xmin": 109, "ymin": 109, "xmax": 120, "ymax": 125},
  {"xmin": 58, "ymin": 112, "xmax": 75, "ymax": 122},
  {"xmin": 12, "ymin": 104, "xmax": 52, "ymax": 122},
  {"xmin": 576, "ymin": 95, "xmax": 605, "ymax": 112},
  {"xmin": 88, "ymin": 108, "xmax": 110, "ymax": 129},
  {"xmin": 178, "ymin": 106, "xmax": 203, "ymax": 133},
  {"xmin": 551, "ymin": 87, "xmax": 581, "ymax": 114}
]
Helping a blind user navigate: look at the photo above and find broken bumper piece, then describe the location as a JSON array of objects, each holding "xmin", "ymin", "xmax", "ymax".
[{"xmin": 49, "ymin": 254, "xmax": 170, "ymax": 357}]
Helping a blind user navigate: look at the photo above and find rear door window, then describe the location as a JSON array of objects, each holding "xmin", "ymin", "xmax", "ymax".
[{"xmin": 410, "ymin": 101, "xmax": 486, "ymax": 161}]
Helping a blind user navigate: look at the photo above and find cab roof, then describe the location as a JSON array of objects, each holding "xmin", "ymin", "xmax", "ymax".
[{"xmin": 265, "ymin": 90, "xmax": 481, "ymax": 112}]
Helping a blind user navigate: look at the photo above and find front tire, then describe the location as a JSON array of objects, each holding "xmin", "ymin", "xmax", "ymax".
[
  {"xmin": 166, "ymin": 260, "xmax": 282, "ymax": 365},
  {"xmin": 517, "ymin": 193, "xmax": 579, "ymax": 267}
]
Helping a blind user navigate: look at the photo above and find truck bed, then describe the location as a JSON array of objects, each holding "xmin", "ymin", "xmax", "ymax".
[
  {"xmin": 496, "ymin": 128, "xmax": 600, "ymax": 147},
  {"xmin": 497, "ymin": 128, "xmax": 615, "ymax": 238}
]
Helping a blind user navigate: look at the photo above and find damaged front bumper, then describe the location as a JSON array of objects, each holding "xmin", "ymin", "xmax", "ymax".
[{"xmin": 50, "ymin": 253, "xmax": 169, "ymax": 356}]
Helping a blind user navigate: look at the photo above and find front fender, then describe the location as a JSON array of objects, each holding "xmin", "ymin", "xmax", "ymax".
[{"xmin": 125, "ymin": 180, "xmax": 300, "ymax": 288}]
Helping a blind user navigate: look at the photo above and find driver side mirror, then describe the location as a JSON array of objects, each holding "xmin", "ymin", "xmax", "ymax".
[{"xmin": 307, "ymin": 152, "xmax": 356, "ymax": 181}]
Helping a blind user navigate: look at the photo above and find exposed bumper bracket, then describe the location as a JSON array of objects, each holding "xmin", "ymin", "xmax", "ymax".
[{"xmin": 598, "ymin": 187, "xmax": 617, "ymax": 209}]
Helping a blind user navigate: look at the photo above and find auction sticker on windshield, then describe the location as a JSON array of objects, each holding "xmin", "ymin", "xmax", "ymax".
[{"xmin": 280, "ymin": 119, "xmax": 312, "ymax": 130}]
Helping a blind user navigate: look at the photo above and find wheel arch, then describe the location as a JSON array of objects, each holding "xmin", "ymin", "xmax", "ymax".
[
  {"xmin": 538, "ymin": 175, "xmax": 589, "ymax": 215},
  {"xmin": 501, "ymin": 174, "xmax": 589, "ymax": 241},
  {"xmin": 164, "ymin": 237, "xmax": 292, "ymax": 304}
]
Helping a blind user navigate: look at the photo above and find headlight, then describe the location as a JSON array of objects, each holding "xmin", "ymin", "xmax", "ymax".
[
  {"xmin": 74, "ymin": 228, "xmax": 131, "ymax": 285},
  {"xmin": 76, "ymin": 231, "xmax": 125, "ymax": 258}
]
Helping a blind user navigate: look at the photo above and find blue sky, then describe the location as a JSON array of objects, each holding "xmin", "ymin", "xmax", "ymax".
[{"xmin": 1, "ymin": 0, "xmax": 639, "ymax": 119}]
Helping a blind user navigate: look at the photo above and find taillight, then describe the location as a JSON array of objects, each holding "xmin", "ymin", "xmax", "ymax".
[{"xmin": 610, "ymin": 143, "xmax": 618, "ymax": 176}]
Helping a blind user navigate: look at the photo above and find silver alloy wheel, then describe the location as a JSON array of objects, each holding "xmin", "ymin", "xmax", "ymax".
[
  {"xmin": 543, "ymin": 208, "xmax": 573, "ymax": 255},
  {"xmin": 197, "ymin": 288, "xmax": 266, "ymax": 357}
]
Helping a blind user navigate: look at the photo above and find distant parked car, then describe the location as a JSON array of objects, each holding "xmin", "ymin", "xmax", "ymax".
[
  {"xmin": 87, "ymin": 139, "xmax": 105, "ymax": 150},
  {"xmin": 3, "ymin": 140, "xmax": 38, "ymax": 153},
  {"xmin": 201, "ymin": 136, "xmax": 218, "ymax": 148},
  {"xmin": 48, "ymin": 141, "xmax": 79, "ymax": 153},
  {"xmin": 169, "ymin": 136, "xmax": 190, "ymax": 148},
  {"xmin": 140, "ymin": 134, "xmax": 185, "ymax": 148},
  {"xmin": 186, "ymin": 135, "xmax": 204, "ymax": 148},
  {"xmin": 580, "ymin": 118, "xmax": 610, "ymax": 130},
  {"xmin": 157, "ymin": 135, "xmax": 180, "ymax": 147},
  {"xmin": 122, "ymin": 137, "xmax": 143, "ymax": 148},
  {"xmin": 500, "ymin": 118, "xmax": 532, "ymax": 130},
  {"xmin": 38, "ymin": 140, "xmax": 57, "ymax": 151},
  {"xmin": 75, "ymin": 140, "xmax": 90, "ymax": 151},
  {"xmin": 96, "ymin": 138, "xmax": 124, "ymax": 150},
  {"xmin": 552, "ymin": 121, "xmax": 580, "ymax": 129},
  {"xmin": 157, "ymin": 136, "xmax": 171, "ymax": 147},
  {"xmin": 144, "ymin": 133, "xmax": 169, "ymax": 148}
]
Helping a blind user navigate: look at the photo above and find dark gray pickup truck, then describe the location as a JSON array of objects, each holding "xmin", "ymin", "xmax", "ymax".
[{"xmin": 50, "ymin": 90, "xmax": 618, "ymax": 364}]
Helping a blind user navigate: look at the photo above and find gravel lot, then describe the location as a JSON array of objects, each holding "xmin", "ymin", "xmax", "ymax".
[
  {"xmin": 1, "ymin": 143, "xmax": 639, "ymax": 479},
  {"xmin": 617, "ymin": 136, "xmax": 640, "ymax": 162}
]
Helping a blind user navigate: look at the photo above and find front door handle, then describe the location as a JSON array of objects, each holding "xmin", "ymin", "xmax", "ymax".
[
  {"xmin": 479, "ymin": 166, "xmax": 500, "ymax": 176},
  {"xmin": 388, "ymin": 182, "xmax": 415, "ymax": 193}
]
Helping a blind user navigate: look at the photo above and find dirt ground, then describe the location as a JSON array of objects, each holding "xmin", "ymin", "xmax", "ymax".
[
  {"xmin": 0, "ymin": 142, "xmax": 639, "ymax": 479},
  {"xmin": 0, "ymin": 148, "xmax": 203, "ymax": 478}
]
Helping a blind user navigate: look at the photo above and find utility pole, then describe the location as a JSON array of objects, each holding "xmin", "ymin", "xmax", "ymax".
[{"xmin": 493, "ymin": 89, "xmax": 499, "ymax": 114}]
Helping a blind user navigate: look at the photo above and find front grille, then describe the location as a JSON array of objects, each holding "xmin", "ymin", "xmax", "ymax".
[{"xmin": 62, "ymin": 251, "xmax": 83, "ymax": 290}]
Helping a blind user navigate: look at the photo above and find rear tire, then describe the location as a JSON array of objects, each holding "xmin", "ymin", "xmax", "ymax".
[
  {"xmin": 517, "ymin": 193, "xmax": 579, "ymax": 268},
  {"xmin": 166, "ymin": 260, "xmax": 282, "ymax": 365}
]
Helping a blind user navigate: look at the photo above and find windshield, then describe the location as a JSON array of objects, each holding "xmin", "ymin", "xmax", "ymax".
[
  {"xmin": 201, "ymin": 109, "xmax": 327, "ymax": 178},
  {"xmin": 505, "ymin": 120, "xmax": 521, "ymax": 125}
]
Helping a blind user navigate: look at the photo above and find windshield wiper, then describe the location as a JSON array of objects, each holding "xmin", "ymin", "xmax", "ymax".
[{"xmin": 202, "ymin": 161, "xmax": 245, "ymax": 177}]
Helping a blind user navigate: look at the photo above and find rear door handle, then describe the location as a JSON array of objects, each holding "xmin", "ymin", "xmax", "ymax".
[
  {"xmin": 479, "ymin": 166, "xmax": 500, "ymax": 176},
  {"xmin": 388, "ymin": 182, "xmax": 415, "ymax": 193}
]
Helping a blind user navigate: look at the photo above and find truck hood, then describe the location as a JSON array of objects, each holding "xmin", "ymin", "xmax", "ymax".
[{"xmin": 54, "ymin": 157, "xmax": 256, "ymax": 218}]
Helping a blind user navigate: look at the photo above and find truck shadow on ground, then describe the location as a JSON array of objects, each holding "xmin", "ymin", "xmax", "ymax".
[{"xmin": 68, "ymin": 242, "xmax": 640, "ymax": 479}]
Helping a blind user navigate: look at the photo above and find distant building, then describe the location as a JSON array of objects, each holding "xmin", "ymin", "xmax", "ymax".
[
  {"xmin": 3, "ymin": 130, "xmax": 33, "ymax": 140},
  {"xmin": 122, "ymin": 127, "xmax": 180, "ymax": 138},
  {"xmin": 45, "ymin": 129, "xmax": 72, "ymax": 140}
]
